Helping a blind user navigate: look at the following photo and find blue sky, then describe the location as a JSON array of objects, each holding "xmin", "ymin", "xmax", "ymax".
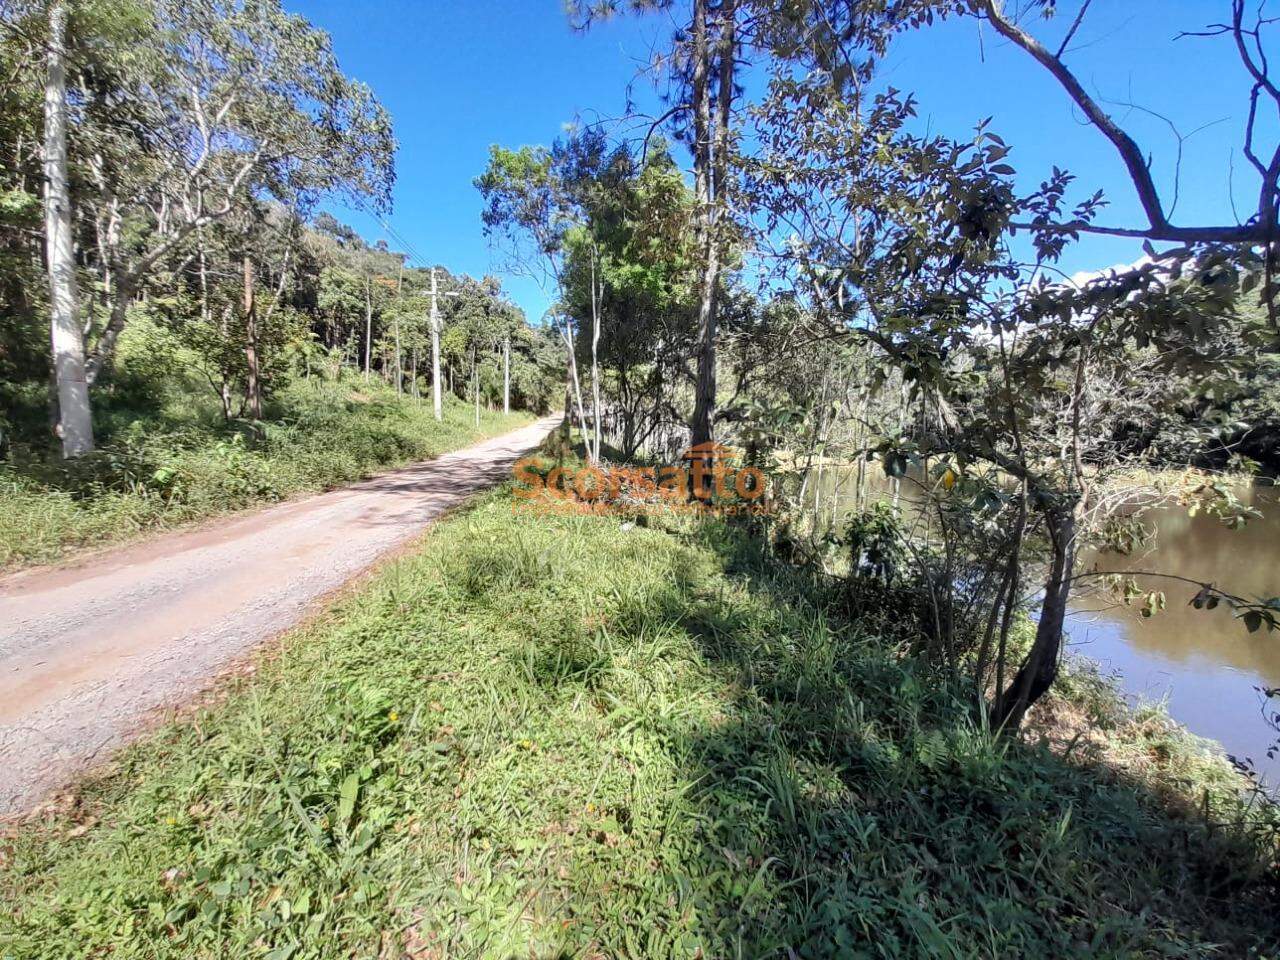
[{"xmin": 292, "ymin": 0, "xmax": 1268, "ymax": 322}]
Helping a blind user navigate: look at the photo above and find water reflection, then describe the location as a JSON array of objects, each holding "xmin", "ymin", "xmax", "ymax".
[
  {"xmin": 812, "ymin": 468, "xmax": 1280, "ymax": 782},
  {"xmin": 1069, "ymin": 486, "xmax": 1280, "ymax": 783}
]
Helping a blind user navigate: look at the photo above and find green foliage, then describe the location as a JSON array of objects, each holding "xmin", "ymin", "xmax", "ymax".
[
  {"xmin": 845, "ymin": 502, "xmax": 906, "ymax": 585},
  {"xmin": 2, "ymin": 498, "xmax": 1276, "ymax": 957},
  {"xmin": 0, "ymin": 377, "xmax": 531, "ymax": 571}
]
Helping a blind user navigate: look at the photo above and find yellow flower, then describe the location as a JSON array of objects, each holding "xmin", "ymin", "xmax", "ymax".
[
  {"xmin": 388, "ymin": 711, "xmax": 399, "ymax": 723},
  {"xmin": 166, "ymin": 816, "xmax": 177, "ymax": 826}
]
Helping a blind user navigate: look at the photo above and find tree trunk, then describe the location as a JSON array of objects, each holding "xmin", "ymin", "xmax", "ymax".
[
  {"xmin": 563, "ymin": 317, "xmax": 591, "ymax": 460},
  {"xmin": 43, "ymin": 0, "xmax": 93, "ymax": 457},
  {"xmin": 472, "ymin": 344, "xmax": 480, "ymax": 427},
  {"xmin": 688, "ymin": 0, "xmax": 715, "ymax": 450},
  {"xmin": 989, "ymin": 506, "xmax": 1079, "ymax": 731},
  {"xmin": 589, "ymin": 250, "xmax": 603, "ymax": 460},
  {"xmin": 198, "ymin": 232, "xmax": 232, "ymax": 419},
  {"xmin": 393, "ymin": 317, "xmax": 402, "ymax": 394},
  {"xmin": 243, "ymin": 255, "xmax": 262, "ymax": 419},
  {"xmin": 84, "ymin": 279, "xmax": 132, "ymax": 388},
  {"xmin": 219, "ymin": 305, "xmax": 233, "ymax": 419},
  {"xmin": 689, "ymin": 0, "xmax": 735, "ymax": 451},
  {"xmin": 564, "ymin": 342, "xmax": 572, "ymax": 425}
]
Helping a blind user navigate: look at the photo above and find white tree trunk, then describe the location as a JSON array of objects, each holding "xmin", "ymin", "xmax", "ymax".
[
  {"xmin": 503, "ymin": 335, "xmax": 510, "ymax": 415},
  {"xmin": 563, "ymin": 317, "xmax": 591, "ymax": 460},
  {"xmin": 590, "ymin": 250, "xmax": 603, "ymax": 461},
  {"xmin": 363, "ymin": 275, "xmax": 372, "ymax": 379},
  {"xmin": 43, "ymin": 0, "xmax": 94, "ymax": 457}
]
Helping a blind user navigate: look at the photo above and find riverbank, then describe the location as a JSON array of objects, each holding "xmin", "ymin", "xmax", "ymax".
[
  {"xmin": 0, "ymin": 378, "xmax": 533, "ymax": 572},
  {"xmin": 3, "ymin": 493, "xmax": 1276, "ymax": 957}
]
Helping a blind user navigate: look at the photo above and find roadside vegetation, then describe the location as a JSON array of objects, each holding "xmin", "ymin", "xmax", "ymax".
[
  {"xmin": 0, "ymin": 367, "xmax": 532, "ymax": 571},
  {"xmin": 3, "ymin": 493, "xmax": 1277, "ymax": 958},
  {"xmin": 1, "ymin": 0, "xmax": 563, "ymax": 571}
]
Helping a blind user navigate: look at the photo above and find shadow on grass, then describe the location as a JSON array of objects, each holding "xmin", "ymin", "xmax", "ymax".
[
  {"xmin": 8, "ymin": 500, "xmax": 1275, "ymax": 959},
  {"xmin": 593, "ymin": 519, "xmax": 1280, "ymax": 957}
]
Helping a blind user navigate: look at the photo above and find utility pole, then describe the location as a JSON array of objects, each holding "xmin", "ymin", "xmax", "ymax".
[
  {"xmin": 430, "ymin": 268, "xmax": 442, "ymax": 420},
  {"xmin": 428, "ymin": 267, "xmax": 459, "ymax": 421},
  {"xmin": 393, "ymin": 262, "xmax": 403, "ymax": 395},
  {"xmin": 503, "ymin": 334, "xmax": 510, "ymax": 415}
]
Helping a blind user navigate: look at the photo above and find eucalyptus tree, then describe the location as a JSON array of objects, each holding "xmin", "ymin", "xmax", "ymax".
[
  {"xmin": 7, "ymin": 0, "xmax": 394, "ymax": 454},
  {"xmin": 569, "ymin": 0, "xmax": 743, "ymax": 451},
  {"xmin": 477, "ymin": 129, "xmax": 616, "ymax": 459},
  {"xmin": 41, "ymin": 0, "xmax": 91, "ymax": 453},
  {"xmin": 431, "ymin": 274, "xmax": 506, "ymax": 423},
  {"xmin": 316, "ymin": 264, "xmax": 366, "ymax": 366},
  {"xmin": 555, "ymin": 138, "xmax": 701, "ymax": 457}
]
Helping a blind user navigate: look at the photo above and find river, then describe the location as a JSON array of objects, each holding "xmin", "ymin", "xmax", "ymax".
[
  {"xmin": 809, "ymin": 469, "xmax": 1280, "ymax": 783},
  {"xmin": 1066, "ymin": 485, "xmax": 1280, "ymax": 784}
]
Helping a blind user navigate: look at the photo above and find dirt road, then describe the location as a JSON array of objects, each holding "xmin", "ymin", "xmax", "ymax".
[{"xmin": 0, "ymin": 415, "xmax": 560, "ymax": 816}]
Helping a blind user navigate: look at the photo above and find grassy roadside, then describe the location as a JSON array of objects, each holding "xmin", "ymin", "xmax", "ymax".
[
  {"xmin": 0, "ymin": 378, "xmax": 533, "ymax": 572},
  {"xmin": 3, "ymin": 492, "xmax": 1277, "ymax": 958}
]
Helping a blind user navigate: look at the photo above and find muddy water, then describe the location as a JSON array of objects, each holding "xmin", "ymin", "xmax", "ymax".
[
  {"xmin": 811, "ymin": 470, "xmax": 1280, "ymax": 783},
  {"xmin": 1067, "ymin": 487, "xmax": 1280, "ymax": 783}
]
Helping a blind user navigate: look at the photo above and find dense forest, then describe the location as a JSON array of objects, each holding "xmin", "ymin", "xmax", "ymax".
[{"xmin": 4, "ymin": 0, "xmax": 1280, "ymax": 957}]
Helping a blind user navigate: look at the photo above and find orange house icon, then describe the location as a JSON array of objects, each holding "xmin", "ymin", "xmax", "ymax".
[{"xmin": 681, "ymin": 441, "xmax": 737, "ymax": 462}]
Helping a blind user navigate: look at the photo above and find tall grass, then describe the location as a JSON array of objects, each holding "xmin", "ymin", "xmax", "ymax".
[
  {"xmin": 0, "ymin": 377, "xmax": 532, "ymax": 571},
  {"xmin": 2, "ymin": 495, "xmax": 1276, "ymax": 958}
]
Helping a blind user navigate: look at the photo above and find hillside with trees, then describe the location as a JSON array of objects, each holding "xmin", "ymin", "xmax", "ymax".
[{"xmin": 0, "ymin": 0, "xmax": 555, "ymax": 567}]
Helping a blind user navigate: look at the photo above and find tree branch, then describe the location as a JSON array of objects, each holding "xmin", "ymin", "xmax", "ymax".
[{"xmin": 977, "ymin": 0, "xmax": 1169, "ymax": 234}]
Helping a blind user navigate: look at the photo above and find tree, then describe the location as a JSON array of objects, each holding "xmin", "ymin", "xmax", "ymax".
[
  {"xmin": 477, "ymin": 131, "xmax": 612, "ymax": 459},
  {"xmin": 558, "ymin": 139, "xmax": 700, "ymax": 458},
  {"xmin": 569, "ymin": 0, "xmax": 742, "ymax": 450},
  {"xmin": 741, "ymin": 6, "xmax": 1261, "ymax": 730},
  {"xmin": 12, "ymin": 0, "xmax": 395, "ymax": 455},
  {"xmin": 843, "ymin": 1, "xmax": 1280, "ymax": 322},
  {"xmin": 41, "ymin": 0, "xmax": 92, "ymax": 455}
]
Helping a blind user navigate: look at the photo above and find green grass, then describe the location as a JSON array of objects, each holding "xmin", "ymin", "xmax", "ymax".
[
  {"xmin": 0, "ymin": 377, "xmax": 533, "ymax": 572},
  {"xmin": 2, "ymin": 496, "xmax": 1277, "ymax": 959}
]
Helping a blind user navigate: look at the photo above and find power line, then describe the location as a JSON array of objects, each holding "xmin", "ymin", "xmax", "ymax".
[
  {"xmin": 378, "ymin": 217, "xmax": 428, "ymax": 267},
  {"xmin": 356, "ymin": 202, "xmax": 431, "ymax": 272}
]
